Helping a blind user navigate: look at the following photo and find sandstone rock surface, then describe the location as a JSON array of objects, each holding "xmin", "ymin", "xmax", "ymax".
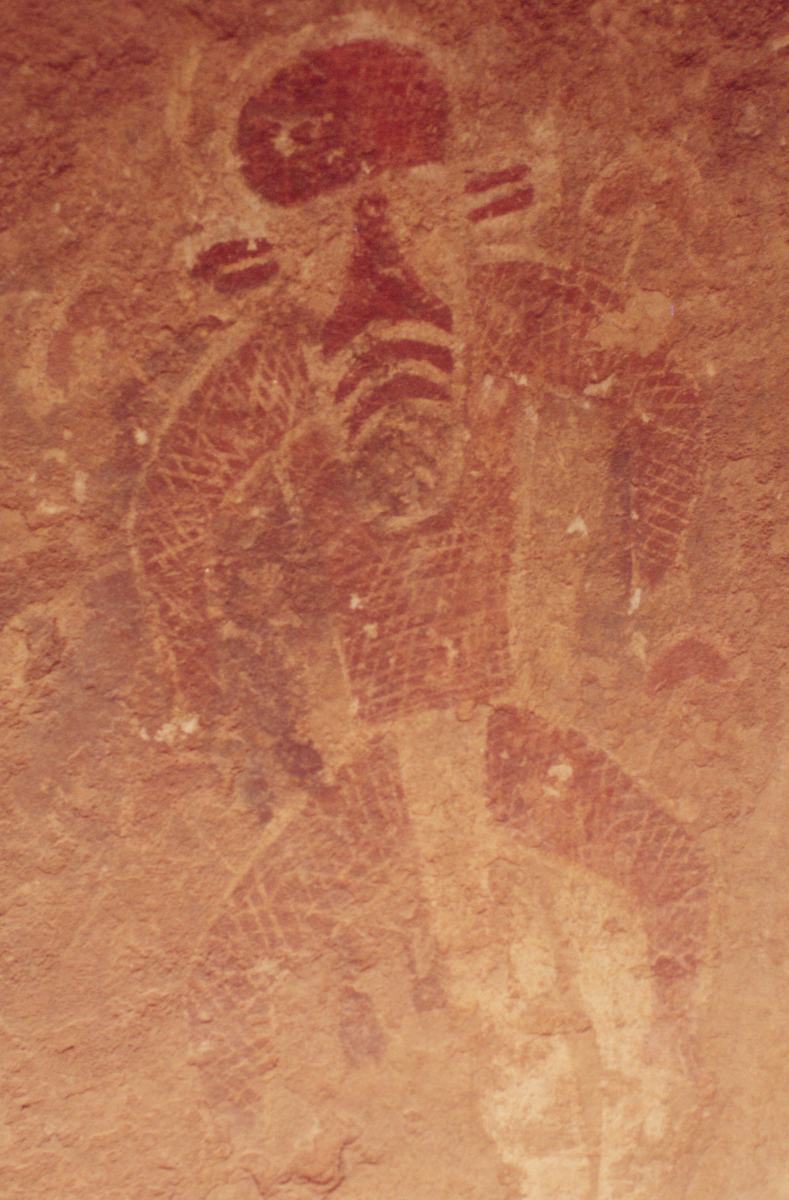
[{"xmin": 1, "ymin": 1, "xmax": 787, "ymax": 1197}]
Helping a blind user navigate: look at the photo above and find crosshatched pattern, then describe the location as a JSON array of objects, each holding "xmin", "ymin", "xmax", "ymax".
[
  {"xmin": 120, "ymin": 26, "xmax": 737, "ymax": 1200},
  {"xmin": 289, "ymin": 383, "xmax": 518, "ymax": 722},
  {"xmin": 471, "ymin": 261, "xmax": 706, "ymax": 591},
  {"xmin": 186, "ymin": 741, "xmax": 438, "ymax": 1123},
  {"xmin": 486, "ymin": 706, "xmax": 709, "ymax": 1020},
  {"xmin": 132, "ymin": 331, "xmax": 305, "ymax": 716},
  {"xmin": 5, "ymin": 2, "xmax": 787, "ymax": 1197},
  {"xmin": 127, "ymin": 44, "xmax": 714, "ymax": 1194}
]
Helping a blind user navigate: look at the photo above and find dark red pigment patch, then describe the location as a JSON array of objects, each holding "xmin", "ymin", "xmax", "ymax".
[
  {"xmin": 191, "ymin": 238, "xmax": 278, "ymax": 293},
  {"xmin": 322, "ymin": 192, "xmax": 452, "ymax": 356},
  {"xmin": 469, "ymin": 186, "xmax": 534, "ymax": 222},
  {"xmin": 238, "ymin": 40, "xmax": 449, "ymax": 206}
]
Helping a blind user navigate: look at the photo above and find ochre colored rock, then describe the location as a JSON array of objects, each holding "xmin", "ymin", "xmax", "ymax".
[{"xmin": 1, "ymin": 2, "xmax": 787, "ymax": 1197}]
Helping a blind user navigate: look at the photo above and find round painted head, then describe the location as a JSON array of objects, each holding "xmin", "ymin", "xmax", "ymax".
[
  {"xmin": 237, "ymin": 39, "xmax": 450, "ymax": 205},
  {"xmin": 237, "ymin": 39, "xmax": 466, "ymax": 532}
]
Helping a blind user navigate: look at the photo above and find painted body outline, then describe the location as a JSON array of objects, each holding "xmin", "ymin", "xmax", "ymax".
[{"xmin": 130, "ymin": 30, "xmax": 710, "ymax": 1199}]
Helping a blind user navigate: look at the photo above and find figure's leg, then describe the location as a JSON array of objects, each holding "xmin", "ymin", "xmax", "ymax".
[
  {"xmin": 485, "ymin": 705, "xmax": 710, "ymax": 1196},
  {"xmin": 486, "ymin": 706, "xmax": 709, "ymax": 1019},
  {"xmin": 186, "ymin": 738, "xmax": 508, "ymax": 1197}
]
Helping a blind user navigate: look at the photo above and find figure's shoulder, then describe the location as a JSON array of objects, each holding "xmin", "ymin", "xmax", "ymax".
[
  {"xmin": 467, "ymin": 256, "xmax": 628, "ymax": 379},
  {"xmin": 142, "ymin": 290, "xmax": 314, "ymax": 462},
  {"xmin": 466, "ymin": 256, "xmax": 704, "ymax": 441},
  {"xmin": 469, "ymin": 257, "xmax": 623, "ymax": 314}
]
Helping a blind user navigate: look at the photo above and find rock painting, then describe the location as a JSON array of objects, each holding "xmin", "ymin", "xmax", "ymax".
[
  {"xmin": 127, "ymin": 31, "xmax": 720, "ymax": 1197},
  {"xmin": 5, "ymin": 0, "xmax": 789, "ymax": 1194}
]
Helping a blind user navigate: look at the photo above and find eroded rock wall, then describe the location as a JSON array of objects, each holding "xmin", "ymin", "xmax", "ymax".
[{"xmin": 1, "ymin": 1, "xmax": 787, "ymax": 1197}]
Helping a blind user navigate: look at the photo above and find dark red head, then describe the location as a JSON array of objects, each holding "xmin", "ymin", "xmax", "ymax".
[{"xmin": 237, "ymin": 40, "xmax": 450, "ymax": 206}]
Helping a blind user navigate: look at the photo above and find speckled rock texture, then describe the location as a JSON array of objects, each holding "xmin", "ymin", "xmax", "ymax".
[{"xmin": 1, "ymin": 1, "xmax": 787, "ymax": 1197}]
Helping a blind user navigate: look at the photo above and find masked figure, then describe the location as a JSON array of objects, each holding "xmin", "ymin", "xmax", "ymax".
[{"xmin": 132, "ymin": 37, "xmax": 709, "ymax": 1199}]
